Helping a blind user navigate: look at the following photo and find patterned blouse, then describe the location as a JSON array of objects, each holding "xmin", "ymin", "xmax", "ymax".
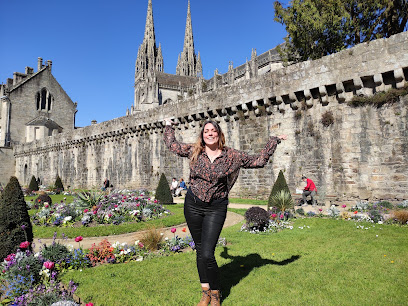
[{"xmin": 164, "ymin": 125, "xmax": 281, "ymax": 203}]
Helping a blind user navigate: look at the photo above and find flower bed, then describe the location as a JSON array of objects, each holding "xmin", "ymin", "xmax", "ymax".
[{"xmin": 31, "ymin": 190, "xmax": 169, "ymax": 227}]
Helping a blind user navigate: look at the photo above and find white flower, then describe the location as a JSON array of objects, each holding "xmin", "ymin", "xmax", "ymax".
[
  {"xmin": 136, "ymin": 256, "xmax": 143, "ymax": 262},
  {"xmin": 165, "ymin": 237, "xmax": 169, "ymax": 241},
  {"xmin": 135, "ymin": 240, "xmax": 140, "ymax": 245},
  {"xmin": 378, "ymin": 221, "xmax": 383, "ymax": 224},
  {"xmin": 63, "ymin": 216, "xmax": 72, "ymax": 223},
  {"xmin": 160, "ymin": 233, "xmax": 164, "ymax": 236}
]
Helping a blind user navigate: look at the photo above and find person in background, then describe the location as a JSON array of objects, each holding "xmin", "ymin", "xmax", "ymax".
[
  {"xmin": 170, "ymin": 177, "xmax": 179, "ymax": 196},
  {"xmin": 302, "ymin": 175, "xmax": 317, "ymax": 206},
  {"xmin": 102, "ymin": 178, "xmax": 110, "ymax": 191},
  {"xmin": 175, "ymin": 178, "xmax": 187, "ymax": 196},
  {"xmin": 164, "ymin": 118, "xmax": 287, "ymax": 305}
]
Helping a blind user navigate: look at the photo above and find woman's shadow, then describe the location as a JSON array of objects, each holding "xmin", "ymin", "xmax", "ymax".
[{"xmin": 218, "ymin": 247, "xmax": 300, "ymax": 301}]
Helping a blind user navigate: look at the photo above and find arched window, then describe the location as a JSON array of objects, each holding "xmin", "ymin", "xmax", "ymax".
[{"xmin": 36, "ymin": 88, "xmax": 53, "ymax": 111}]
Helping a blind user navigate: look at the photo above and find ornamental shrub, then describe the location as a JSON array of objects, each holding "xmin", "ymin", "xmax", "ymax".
[
  {"xmin": 155, "ymin": 173, "xmax": 173, "ymax": 205},
  {"xmin": 28, "ymin": 175, "xmax": 39, "ymax": 192},
  {"xmin": 41, "ymin": 242, "xmax": 71, "ymax": 264},
  {"xmin": 244, "ymin": 206, "xmax": 270, "ymax": 231},
  {"xmin": 54, "ymin": 175, "xmax": 64, "ymax": 193},
  {"xmin": 268, "ymin": 170, "xmax": 292, "ymax": 210},
  {"xmin": 0, "ymin": 176, "xmax": 34, "ymax": 261},
  {"xmin": 35, "ymin": 193, "xmax": 53, "ymax": 207}
]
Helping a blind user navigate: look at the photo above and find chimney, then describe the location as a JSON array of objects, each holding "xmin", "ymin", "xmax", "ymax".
[
  {"xmin": 47, "ymin": 60, "xmax": 52, "ymax": 72},
  {"xmin": 91, "ymin": 120, "xmax": 97, "ymax": 125},
  {"xmin": 37, "ymin": 57, "xmax": 43, "ymax": 71},
  {"xmin": 25, "ymin": 67, "xmax": 34, "ymax": 75}
]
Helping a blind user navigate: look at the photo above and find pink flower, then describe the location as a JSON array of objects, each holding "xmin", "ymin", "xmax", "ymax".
[
  {"xmin": 5, "ymin": 254, "xmax": 15, "ymax": 262},
  {"xmin": 171, "ymin": 228, "xmax": 176, "ymax": 233},
  {"xmin": 154, "ymin": 199, "xmax": 158, "ymax": 203},
  {"xmin": 86, "ymin": 303, "xmax": 94, "ymax": 306},
  {"xmin": 93, "ymin": 210, "xmax": 97, "ymax": 215},
  {"xmin": 136, "ymin": 203, "xmax": 140, "ymax": 207},
  {"xmin": 279, "ymin": 214, "xmax": 284, "ymax": 219},
  {"xmin": 108, "ymin": 214, "xmax": 112, "ymax": 218},
  {"xmin": 84, "ymin": 209, "xmax": 89, "ymax": 213},
  {"xmin": 319, "ymin": 209, "xmax": 323, "ymax": 212},
  {"xmin": 271, "ymin": 213, "xmax": 277, "ymax": 218},
  {"xmin": 75, "ymin": 236, "xmax": 83, "ymax": 242},
  {"xmin": 138, "ymin": 242, "xmax": 144, "ymax": 248},
  {"xmin": 342, "ymin": 205, "xmax": 347, "ymax": 208},
  {"xmin": 114, "ymin": 204, "xmax": 118, "ymax": 208},
  {"xmin": 44, "ymin": 204, "xmax": 49, "ymax": 208},
  {"xmin": 43, "ymin": 261, "xmax": 55, "ymax": 270},
  {"xmin": 19, "ymin": 241, "xmax": 30, "ymax": 249},
  {"xmin": 148, "ymin": 198, "xmax": 151, "ymax": 201}
]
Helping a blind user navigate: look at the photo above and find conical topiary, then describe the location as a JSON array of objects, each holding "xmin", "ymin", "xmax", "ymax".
[
  {"xmin": 155, "ymin": 173, "xmax": 174, "ymax": 205},
  {"xmin": 55, "ymin": 175, "xmax": 64, "ymax": 192},
  {"xmin": 28, "ymin": 175, "xmax": 39, "ymax": 192},
  {"xmin": 0, "ymin": 176, "xmax": 34, "ymax": 260},
  {"xmin": 268, "ymin": 170, "xmax": 292, "ymax": 210}
]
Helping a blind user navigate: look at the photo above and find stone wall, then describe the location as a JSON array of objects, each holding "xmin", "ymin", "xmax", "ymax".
[
  {"xmin": 13, "ymin": 32, "xmax": 408, "ymax": 202},
  {"xmin": 0, "ymin": 147, "xmax": 15, "ymax": 186}
]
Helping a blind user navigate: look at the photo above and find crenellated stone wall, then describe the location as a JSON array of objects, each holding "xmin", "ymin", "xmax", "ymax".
[{"xmin": 13, "ymin": 32, "xmax": 408, "ymax": 203}]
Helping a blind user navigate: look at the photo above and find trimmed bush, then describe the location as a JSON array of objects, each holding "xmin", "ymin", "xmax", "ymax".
[
  {"xmin": 54, "ymin": 175, "xmax": 64, "ymax": 193},
  {"xmin": 28, "ymin": 175, "xmax": 39, "ymax": 192},
  {"xmin": 0, "ymin": 176, "xmax": 34, "ymax": 260},
  {"xmin": 244, "ymin": 207, "xmax": 270, "ymax": 231},
  {"xmin": 155, "ymin": 173, "xmax": 173, "ymax": 205},
  {"xmin": 35, "ymin": 193, "xmax": 53, "ymax": 207},
  {"xmin": 268, "ymin": 170, "xmax": 292, "ymax": 210}
]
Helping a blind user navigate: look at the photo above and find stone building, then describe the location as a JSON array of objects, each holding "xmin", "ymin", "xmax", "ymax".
[
  {"xmin": 0, "ymin": 58, "xmax": 77, "ymax": 185},
  {"xmin": 3, "ymin": 0, "xmax": 408, "ymax": 204}
]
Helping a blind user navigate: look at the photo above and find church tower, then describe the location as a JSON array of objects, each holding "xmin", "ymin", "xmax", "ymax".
[
  {"xmin": 176, "ymin": 0, "xmax": 202, "ymax": 77},
  {"xmin": 134, "ymin": 0, "xmax": 163, "ymax": 112}
]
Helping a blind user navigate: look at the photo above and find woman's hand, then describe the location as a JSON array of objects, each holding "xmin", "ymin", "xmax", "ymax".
[{"xmin": 277, "ymin": 135, "xmax": 287, "ymax": 140}]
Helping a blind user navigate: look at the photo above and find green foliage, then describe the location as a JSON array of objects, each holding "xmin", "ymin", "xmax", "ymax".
[
  {"xmin": 270, "ymin": 190, "xmax": 295, "ymax": 212},
  {"xmin": 348, "ymin": 84, "xmax": 408, "ymax": 107},
  {"xmin": 0, "ymin": 176, "xmax": 33, "ymax": 260},
  {"xmin": 155, "ymin": 173, "xmax": 173, "ymax": 205},
  {"xmin": 28, "ymin": 175, "xmax": 39, "ymax": 192},
  {"xmin": 268, "ymin": 170, "xmax": 292, "ymax": 210},
  {"xmin": 274, "ymin": 0, "xmax": 408, "ymax": 63},
  {"xmin": 35, "ymin": 193, "xmax": 53, "ymax": 206},
  {"xmin": 244, "ymin": 206, "xmax": 270, "ymax": 231},
  {"xmin": 54, "ymin": 175, "xmax": 64, "ymax": 192},
  {"xmin": 6, "ymin": 252, "xmax": 43, "ymax": 284},
  {"xmin": 75, "ymin": 190, "xmax": 104, "ymax": 208},
  {"xmin": 41, "ymin": 242, "xmax": 71, "ymax": 263}
]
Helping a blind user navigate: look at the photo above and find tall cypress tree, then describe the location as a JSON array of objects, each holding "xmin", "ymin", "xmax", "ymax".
[
  {"xmin": 55, "ymin": 175, "xmax": 64, "ymax": 192},
  {"xmin": 155, "ymin": 173, "xmax": 174, "ymax": 205},
  {"xmin": 0, "ymin": 176, "xmax": 34, "ymax": 260},
  {"xmin": 268, "ymin": 170, "xmax": 292, "ymax": 210},
  {"xmin": 28, "ymin": 175, "xmax": 39, "ymax": 192}
]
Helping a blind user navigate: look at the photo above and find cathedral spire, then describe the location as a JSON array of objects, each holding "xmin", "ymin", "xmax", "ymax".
[{"xmin": 176, "ymin": 0, "xmax": 202, "ymax": 77}]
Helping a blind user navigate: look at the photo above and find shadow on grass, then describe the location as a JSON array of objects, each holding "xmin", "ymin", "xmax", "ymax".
[{"xmin": 219, "ymin": 247, "xmax": 300, "ymax": 301}]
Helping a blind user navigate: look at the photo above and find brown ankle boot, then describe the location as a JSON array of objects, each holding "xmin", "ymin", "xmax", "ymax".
[
  {"xmin": 197, "ymin": 287, "xmax": 211, "ymax": 306},
  {"xmin": 210, "ymin": 290, "xmax": 221, "ymax": 306}
]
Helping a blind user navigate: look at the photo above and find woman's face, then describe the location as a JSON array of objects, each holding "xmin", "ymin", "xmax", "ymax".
[{"xmin": 203, "ymin": 123, "xmax": 219, "ymax": 148}]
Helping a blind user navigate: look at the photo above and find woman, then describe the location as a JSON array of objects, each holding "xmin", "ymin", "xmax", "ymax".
[{"xmin": 164, "ymin": 119, "xmax": 286, "ymax": 305}]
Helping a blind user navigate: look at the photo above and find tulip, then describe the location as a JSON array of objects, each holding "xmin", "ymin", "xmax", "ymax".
[
  {"xmin": 271, "ymin": 213, "xmax": 277, "ymax": 218},
  {"xmin": 171, "ymin": 228, "xmax": 176, "ymax": 233},
  {"xmin": 19, "ymin": 241, "xmax": 30, "ymax": 249},
  {"xmin": 75, "ymin": 236, "xmax": 83, "ymax": 242},
  {"xmin": 182, "ymin": 228, "xmax": 186, "ymax": 232},
  {"xmin": 342, "ymin": 204, "xmax": 347, "ymax": 208},
  {"xmin": 43, "ymin": 261, "xmax": 55, "ymax": 270},
  {"xmin": 354, "ymin": 211, "xmax": 358, "ymax": 214},
  {"xmin": 84, "ymin": 209, "xmax": 89, "ymax": 213},
  {"xmin": 86, "ymin": 303, "xmax": 94, "ymax": 306}
]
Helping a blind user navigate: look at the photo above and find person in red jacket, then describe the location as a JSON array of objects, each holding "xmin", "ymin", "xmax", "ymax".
[{"xmin": 302, "ymin": 175, "xmax": 317, "ymax": 206}]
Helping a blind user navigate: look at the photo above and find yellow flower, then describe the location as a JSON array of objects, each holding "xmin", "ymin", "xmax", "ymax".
[
  {"xmin": 390, "ymin": 261, "xmax": 394, "ymax": 264},
  {"xmin": 384, "ymin": 255, "xmax": 387, "ymax": 257},
  {"xmin": 240, "ymin": 265, "xmax": 244, "ymax": 268}
]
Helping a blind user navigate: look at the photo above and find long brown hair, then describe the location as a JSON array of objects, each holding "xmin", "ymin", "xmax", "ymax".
[{"xmin": 191, "ymin": 120, "xmax": 226, "ymax": 163}]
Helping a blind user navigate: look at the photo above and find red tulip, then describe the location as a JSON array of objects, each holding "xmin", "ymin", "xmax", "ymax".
[
  {"xmin": 19, "ymin": 241, "xmax": 30, "ymax": 249},
  {"xmin": 171, "ymin": 228, "xmax": 176, "ymax": 233},
  {"xmin": 354, "ymin": 211, "xmax": 358, "ymax": 214},
  {"xmin": 182, "ymin": 228, "xmax": 186, "ymax": 232},
  {"xmin": 75, "ymin": 236, "xmax": 83, "ymax": 242},
  {"xmin": 43, "ymin": 261, "xmax": 55, "ymax": 270}
]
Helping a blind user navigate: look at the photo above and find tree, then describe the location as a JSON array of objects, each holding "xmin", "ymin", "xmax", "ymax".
[
  {"xmin": 0, "ymin": 176, "xmax": 33, "ymax": 260},
  {"xmin": 155, "ymin": 173, "xmax": 174, "ymax": 205},
  {"xmin": 274, "ymin": 0, "xmax": 408, "ymax": 63},
  {"xmin": 268, "ymin": 170, "xmax": 292, "ymax": 210},
  {"xmin": 54, "ymin": 175, "xmax": 64, "ymax": 193},
  {"xmin": 28, "ymin": 175, "xmax": 39, "ymax": 192}
]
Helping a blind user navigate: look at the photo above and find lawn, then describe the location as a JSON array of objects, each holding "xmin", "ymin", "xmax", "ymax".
[{"xmin": 61, "ymin": 218, "xmax": 408, "ymax": 305}]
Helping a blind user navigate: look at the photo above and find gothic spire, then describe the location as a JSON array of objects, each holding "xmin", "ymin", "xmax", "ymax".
[{"xmin": 176, "ymin": 0, "xmax": 202, "ymax": 77}]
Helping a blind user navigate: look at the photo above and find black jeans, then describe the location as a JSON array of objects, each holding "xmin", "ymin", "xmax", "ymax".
[{"xmin": 184, "ymin": 189, "xmax": 228, "ymax": 290}]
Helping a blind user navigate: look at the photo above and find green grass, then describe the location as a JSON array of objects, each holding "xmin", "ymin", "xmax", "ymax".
[
  {"xmin": 229, "ymin": 198, "xmax": 268, "ymax": 205},
  {"xmin": 31, "ymin": 204, "xmax": 185, "ymax": 239},
  {"xmin": 61, "ymin": 218, "xmax": 408, "ymax": 305},
  {"xmin": 25, "ymin": 194, "xmax": 75, "ymax": 204}
]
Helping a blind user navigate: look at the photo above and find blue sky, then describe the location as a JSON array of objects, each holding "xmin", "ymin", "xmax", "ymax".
[{"xmin": 0, "ymin": 0, "xmax": 288, "ymax": 127}]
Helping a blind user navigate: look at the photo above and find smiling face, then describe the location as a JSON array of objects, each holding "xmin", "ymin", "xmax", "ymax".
[{"xmin": 202, "ymin": 123, "xmax": 220, "ymax": 148}]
